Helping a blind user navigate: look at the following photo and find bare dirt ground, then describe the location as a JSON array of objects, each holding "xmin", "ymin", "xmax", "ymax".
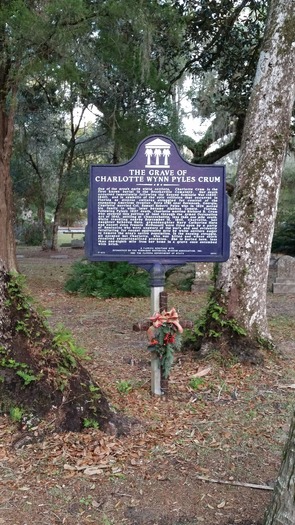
[{"xmin": 1, "ymin": 247, "xmax": 295, "ymax": 525}]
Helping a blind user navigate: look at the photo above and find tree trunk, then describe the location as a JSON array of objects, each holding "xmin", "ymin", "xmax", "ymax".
[
  {"xmin": 201, "ymin": 0, "xmax": 295, "ymax": 354},
  {"xmin": 51, "ymin": 211, "xmax": 61, "ymax": 251},
  {"xmin": 40, "ymin": 206, "xmax": 49, "ymax": 251},
  {"xmin": 264, "ymin": 411, "xmax": 295, "ymax": 525},
  {"xmin": 50, "ymin": 133, "xmax": 77, "ymax": 251},
  {"xmin": 26, "ymin": 153, "xmax": 50, "ymax": 251},
  {"xmin": 0, "ymin": 101, "xmax": 18, "ymax": 272}
]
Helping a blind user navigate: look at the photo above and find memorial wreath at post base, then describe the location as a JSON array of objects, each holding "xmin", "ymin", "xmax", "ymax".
[{"xmin": 147, "ymin": 308, "xmax": 183, "ymax": 390}]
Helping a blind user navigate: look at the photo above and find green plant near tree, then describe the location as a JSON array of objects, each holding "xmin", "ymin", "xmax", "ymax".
[
  {"xmin": 189, "ymin": 377, "xmax": 205, "ymax": 390},
  {"xmin": 0, "ymin": 347, "xmax": 39, "ymax": 386},
  {"xmin": 18, "ymin": 221, "xmax": 52, "ymax": 247},
  {"xmin": 272, "ymin": 214, "xmax": 295, "ymax": 255},
  {"xmin": 116, "ymin": 380, "xmax": 133, "ymax": 394},
  {"xmin": 9, "ymin": 406, "xmax": 24, "ymax": 423},
  {"xmin": 1, "ymin": 273, "xmax": 91, "ymax": 393},
  {"xmin": 64, "ymin": 260, "xmax": 150, "ymax": 299},
  {"xmin": 53, "ymin": 324, "xmax": 88, "ymax": 365},
  {"xmin": 83, "ymin": 418, "xmax": 99, "ymax": 429},
  {"xmin": 184, "ymin": 295, "xmax": 247, "ymax": 351}
]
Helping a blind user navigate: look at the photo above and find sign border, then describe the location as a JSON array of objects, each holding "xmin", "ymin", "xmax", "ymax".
[{"xmin": 85, "ymin": 135, "xmax": 230, "ymax": 265}]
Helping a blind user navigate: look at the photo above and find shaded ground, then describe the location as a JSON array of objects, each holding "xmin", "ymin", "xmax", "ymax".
[{"xmin": 1, "ymin": 246, "xmax": 295, "ymax": 525}]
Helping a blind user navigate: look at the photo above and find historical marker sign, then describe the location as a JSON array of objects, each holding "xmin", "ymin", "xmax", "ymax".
[{"xmin": 85, "ymin": 135, "xmax": 230, "ymax": 265}]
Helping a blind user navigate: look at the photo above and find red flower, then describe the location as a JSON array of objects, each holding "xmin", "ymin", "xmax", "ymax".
[
  {"xmin": 164, "ymin": 333, "xmax": 175, "ymax": 344},
  {"xmin": 150, "ymin": 338, "xmax": 159, "ymax": 345}
]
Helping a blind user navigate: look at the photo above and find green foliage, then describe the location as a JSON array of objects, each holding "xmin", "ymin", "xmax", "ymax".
[
  {"xmin": 52, "ymin": 324, "xmax": 88, "ymax": 371},
  {"xmin": 5, "ymin": 271, "xmax": 51, "ymax": 343},
  {"xmin": 88, "ymin": 383, "xmax": 101, "ymax": 400},
  {"xmin": 272, "ymin": 215, "xmax": 295, "ymax": 255},
  {"xmin": 83, "ymin": 418, "xmax": 99, "ymax": 429},
  {"xmin": 116, "ymin": 380, "xmax": 133, "ymax": 394},
  {"xmin": 15, "ymin": 320, "xmax": 29, "ymax": 336},
  {"xmin": 256, "ymin": 336, "xmax": 276, "ymax": 351},
  {"xmin": 59, "ymin": 189, "xmax": 88, "ymax": 227},
  {"xmin": 177, "ymin": 276, "xmax": 195, "ymax": 291},
  {"xmin": 189, "ymin": 377, "xmax": 205, "ymax": 390},
  {"xmin": 200, "ymin": 297, "xmax": 246, "ymax": 337},
  {"xmin": 16, "ymin": 369, "xmax": 38, "ymax": 386},
  {"xmin": 178, "ymin": 0, "xmax": 268, "ymax": 163},
  {"xmin": 185, "ymin": 296, "xmax": 247, "ymax": 349},
  {"xmin": 7, "ymin": 272, "xmax": 30, "ymax": 302},
  {"xmin": 165, "ymin": 265, "xmax": 195, "ymax": 291},
  {"xmin": 0, "ymin": 348, "xmax": 39, "ymax": 386},
  {"xmin": 18, "ymin": 222, "xmax": 52, "ymax": 247},
  {"xmin": 3, "ymin": 274, "xmax": 64, "ymax": 396},
  {"xmin": 6, "ymin": 272, "xmax": 36, "ymax": 327},
  {"xmin": 9, "ymin": 406, "xmax": 24, "ymax": 423},
  {"xmin": 64, "ymin": 260, "xmax": 150, "ymax": 299},
  {"xmin": 79, "ymin": 495, "xmax": 94, "ymax": 506},
  {"xmin": 83, "ymin": 0, "xmax": 186, "ymax": 161}
]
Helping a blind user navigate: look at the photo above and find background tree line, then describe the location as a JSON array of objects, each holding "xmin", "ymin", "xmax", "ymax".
[{"xmin": 7, "ymin": 0, "xmax": 294, "ymax": 255}]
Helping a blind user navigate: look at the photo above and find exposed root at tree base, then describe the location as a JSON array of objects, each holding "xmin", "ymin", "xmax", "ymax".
[
  {"xmin": 192, "ymin": 331, "xmax": 265, "ymax": 365},
  {"xmin": 0, "ymin": 267, "xmax": 139, "ymax": 436},
  {"xmin": 0, "ymin": 349, "xmax": 139, "ymax": 436}
]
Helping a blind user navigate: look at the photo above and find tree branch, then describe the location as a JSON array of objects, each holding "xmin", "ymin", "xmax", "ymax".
[
  {"xmin": 181, "ymin": 114, "xmax": 245, "ymax": 165},
  {"xmin": 169, "ymin": 0, "xmax": 250, "ymax": 85},
  {"xmin": 194, "ymin": 475, "xmax": 273, "ymax": 491}
]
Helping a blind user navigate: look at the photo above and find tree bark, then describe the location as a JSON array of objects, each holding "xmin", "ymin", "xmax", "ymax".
[
  {"xmin": 210, "ymin": 0, "xmax": 295, "ymax": 343},
  {"xmin": 264, "ymin": 411, "xmax": 295, "ymax": 525},
  {"xmin": 0, "ymin": 96, "xmax": 18, "ymax": 272}
]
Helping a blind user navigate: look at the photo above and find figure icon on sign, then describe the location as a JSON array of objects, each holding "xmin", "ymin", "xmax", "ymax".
[{"xmin": 145, "ymin": 138, "xmax": 171, "ymax": 168}]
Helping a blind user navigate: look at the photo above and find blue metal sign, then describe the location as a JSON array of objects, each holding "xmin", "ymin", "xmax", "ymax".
[{"xmin": 85, "ymin": 135, "xmax": 230, "ymax": 265}]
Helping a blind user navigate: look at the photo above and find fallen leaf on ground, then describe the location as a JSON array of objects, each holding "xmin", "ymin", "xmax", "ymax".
[
  {"xmin": 217, "ymin": 500, "xmax": 226, "ymax": 508},
  {"xmin": 191, "ymin": 367, "xmax": 211, "ymax": 378}
]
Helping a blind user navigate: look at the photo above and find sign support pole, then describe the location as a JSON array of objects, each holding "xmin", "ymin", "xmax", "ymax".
[{"xmin": 150, "ymin": 263, "xmax": 165, "ymax": 396}]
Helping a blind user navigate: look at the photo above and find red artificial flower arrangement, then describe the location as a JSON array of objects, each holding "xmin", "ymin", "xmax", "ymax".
[{"xmin": 147, "ymin": 308, "xmax": 183, "ymax": 378}]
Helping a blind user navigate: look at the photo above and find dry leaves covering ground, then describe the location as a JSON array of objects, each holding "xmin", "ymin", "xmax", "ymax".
[{"xmin": 1, "ymin": 247, "xmax": 295, "ymax": 525}]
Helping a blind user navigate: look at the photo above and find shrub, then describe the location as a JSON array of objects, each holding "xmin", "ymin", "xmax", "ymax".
[
  {"xmin": 272, "ymin": 218, "xmax": 295, "ymax": 255},
  {"xmin": 64, "ymin": 260, "xmax": 150, "ymax": 299},
  {"xmin": 165, "ymin": 264, "xmax": 195, "ymax": 291},
  {"xmin": 18, "ymin": 222, "xmax": 52, "ymax": 246}
]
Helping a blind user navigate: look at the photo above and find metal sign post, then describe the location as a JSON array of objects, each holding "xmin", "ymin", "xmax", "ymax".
[{"xmin": 149, "ymin": 263, "xmax": 165, "ymax": 395}]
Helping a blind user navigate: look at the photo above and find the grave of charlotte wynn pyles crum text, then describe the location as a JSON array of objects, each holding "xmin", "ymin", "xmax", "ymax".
[{"xmin": 85, "ymin": 135, "xmax": 230, "ymax": 395}]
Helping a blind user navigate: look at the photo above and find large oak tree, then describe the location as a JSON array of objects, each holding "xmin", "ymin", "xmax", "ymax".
[{"xmin": 194, "ymin": 0, "xmax": 295, "ymax": 360}]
